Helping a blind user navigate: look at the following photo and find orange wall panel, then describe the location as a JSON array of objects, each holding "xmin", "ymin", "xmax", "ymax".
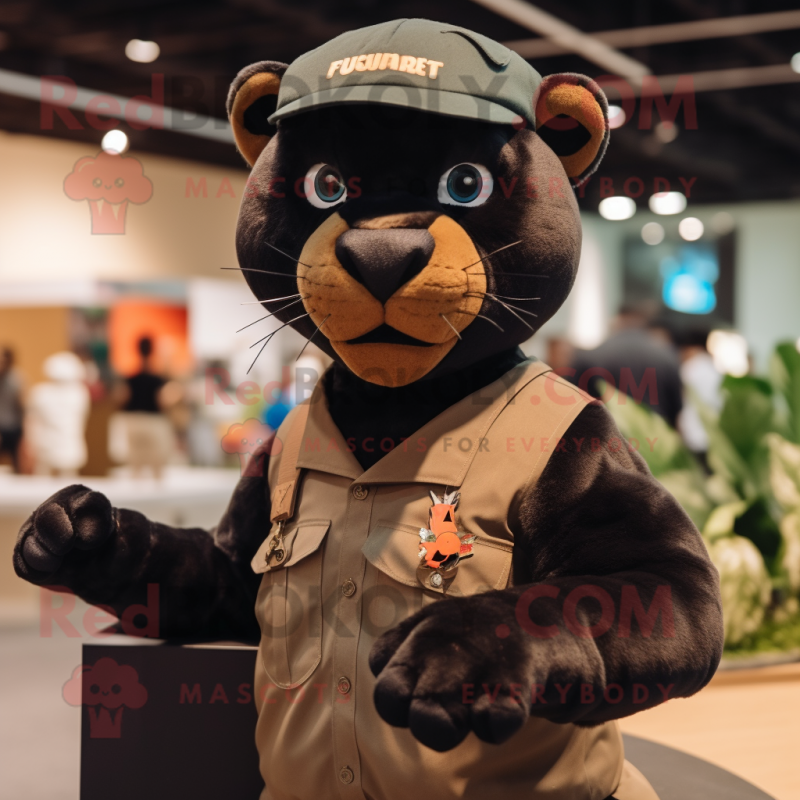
[
  {"xmin": 107, "ymin": 300, "xmax": 191, "ymax": 377},
  {"xmin": 0, "ymin": 306, "xmax": 71, "ymax": 386}
]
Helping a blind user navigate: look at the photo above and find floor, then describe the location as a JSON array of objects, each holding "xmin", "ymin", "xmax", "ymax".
[
  {"xmin": 1, "ymin": 620, "xmax": 798, "ymax": 800},
  {"xmin": 619, "ymin": 663, "xmax": 800, "ymax": 800},
  {"xmin": 0, "ymin": 625, "xmax": 82, "ymax": 800}
]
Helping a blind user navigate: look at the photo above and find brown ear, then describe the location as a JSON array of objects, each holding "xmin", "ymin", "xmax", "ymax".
[
  {"xmin": 227, "ymin": 61, "xmax": 288, "ymax": 167},
  {"xmin": 534, "ymin": 73, "xmax": 609, "ymax": 186}
]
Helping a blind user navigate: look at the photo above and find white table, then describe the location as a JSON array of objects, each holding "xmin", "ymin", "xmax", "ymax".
[{"xmin": 0, "ymin": 467, "xmax": 240, "ymax": 617}]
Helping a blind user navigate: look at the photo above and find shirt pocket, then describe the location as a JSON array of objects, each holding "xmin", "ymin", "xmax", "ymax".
[
  {"xmin": 362, "ymin": 520, "xmax": 513, "ymax": 602},
  {"xmin": 253, "ymin": 519, "xmax": 330, "ymax": 689}
]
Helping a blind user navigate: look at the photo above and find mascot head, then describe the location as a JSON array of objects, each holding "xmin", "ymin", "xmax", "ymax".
[{"xmin": 227, "ymin": 19, "xmax": 609, "ymax": 387}]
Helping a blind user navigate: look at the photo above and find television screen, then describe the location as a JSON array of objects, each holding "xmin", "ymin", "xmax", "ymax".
[{"xmin": 623, "ymin": 230, "xmax": 735, "ymax": 324}]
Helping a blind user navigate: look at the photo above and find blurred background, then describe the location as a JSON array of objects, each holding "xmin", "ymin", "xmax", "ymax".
[{"xmin": 0, "ymin": 1, "xmax": 799, "ymax": 799}]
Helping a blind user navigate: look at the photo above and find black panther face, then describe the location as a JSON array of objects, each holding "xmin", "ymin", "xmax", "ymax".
[{"xmin": 228, "ymin": 65, "xmax": 608, "ymax": 387}]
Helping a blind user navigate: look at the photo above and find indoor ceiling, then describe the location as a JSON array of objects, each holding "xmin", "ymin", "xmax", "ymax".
[{"xmin": 1, "ymin": 0, "xmax": 799, "ymax": 209}]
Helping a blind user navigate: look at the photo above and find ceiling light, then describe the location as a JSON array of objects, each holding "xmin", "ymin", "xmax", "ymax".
[
  {"xmin": 649, "ymin": 191, "xmax": 687, "ymax": 215},
  {"xmin": 792, "ymin": 52, "xmax": 800, "ymax": 74},
  {"xmin": 125, "ymin": 39, "xmax": 160, "ymax": 63},
  {"xmin": 678, "ymin": 217, "xmax": 704, "ymax": 241},
  {"xmin": 101, "ymin": 129, "xmax": 129, "ymax": 154},
  {"xmin": 654, "ymin": 121, "xmax": 679, "ymax": 143},
  {"xmin": 607, "ymin": 104, "xmax": 626, "ymax": 129},
  {"xmin": 599, "ymin": 196, "xmax": 636, "ymax": 221},
  {"xmin": 707, "ymin": 330, "xmax": 749, "ymax": 377},
  {"xmin": 641, "ymin": 221, "xmax": 665, "ymax": 245}
]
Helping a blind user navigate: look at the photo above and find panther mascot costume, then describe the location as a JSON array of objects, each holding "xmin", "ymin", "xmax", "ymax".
[{"xmin": 14, "ymin": 19, "xmax": 723, "ymax": 800}]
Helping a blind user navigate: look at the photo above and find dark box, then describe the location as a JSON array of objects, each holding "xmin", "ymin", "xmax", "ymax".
[{"xmin": 77, "ymin": 638, "xmax": 263, "ymax": 800}]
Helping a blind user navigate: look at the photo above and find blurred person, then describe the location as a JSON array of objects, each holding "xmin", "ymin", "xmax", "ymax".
[
  {"xmin": 121, "ymin": 336, "xmax": 165, "ymax": 413},
  {"xmin": 644, "ymin": 316, "xmax": 677, "ymax": 349},
  {"xmin": 26, "ymin": 352, "xmax": 90, "ymax": 476},
  {"xmin": 75, "ymin": 346, "xmax": 108, "ymax": 403},
  {"xmin": 185, "ymin": 359, "xmax": 239, "ymax": 467},
  {"xmin": 676, "ymin": 327, "xmax": 723, "ymax": 463},
  {"xmin": 0, "ymin": 346, "xmax": 24, "ymax": 472},
  {"xmin": 569, "ymin": 305, "xmax": 683, "ymax": 427},
  {"xmin": 114, "ymin": 336, "xmax": 177, "ymax": 479}
]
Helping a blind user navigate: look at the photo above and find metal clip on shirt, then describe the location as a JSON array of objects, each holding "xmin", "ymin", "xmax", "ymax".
[{"xmin": 265, "ymin": 519, "xmax": 286, "ymax": 565}]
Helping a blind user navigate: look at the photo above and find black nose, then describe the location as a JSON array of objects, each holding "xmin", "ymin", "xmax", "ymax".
[{"xmin": 335, "ymin": 229, "xmax": 435, "ymax": 304}]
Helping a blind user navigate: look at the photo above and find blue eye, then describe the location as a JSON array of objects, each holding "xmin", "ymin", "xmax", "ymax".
[
  {"xmin": 315, "ymin": 166, "xmax": 345, "ymax": 202},
  {"xmin": 306, "ymin": 163, "xmax": 347, "ymax": 208},
  {"xmin": 447, "ymin": 164, "xmax": 481, "ymax": 203},
  {"xmin": 438, "ymin": 163, "xmax": 493, "ymax": 207}
]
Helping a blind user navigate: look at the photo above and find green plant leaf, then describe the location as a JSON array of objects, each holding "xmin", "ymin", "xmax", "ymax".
[
  {"xmin": 706, "ymin": 473, "xmax": 742, "ymax": 506},
  {"xmin": 718, "ymin": 376, "xmax": 776, "ymax": 464},
  {"xmin": 777, "ymin": 511, "xmax": 800, "ymax": 596},
  {"xmin": 734, "ymin": 498, "xmax": 783, "ymax": 574},
  {"xmin": 770, "ymin": 342, "xmax": 800, "ymax": 445},
  {"xmin": 598, "ymin": 381, "xmax": 700, "ymax": 477},
  {"xmin": 721, "ymin": 374, "xmax": 773, "ymax": 397},
  {"xmin": 702, "ymin": 500, "xmax": 749, "ymax": 541},
  {"xmin": 766, "ymin": 432, "xmax": 800, "ymax": 511},
  {"xmin": 707, "ymin": 533, "xmax": 772, "ymax": 646},
  {"xmin": 658, "ymin": 470, "xmax": 714, "ymax": 530},
  {"xmin": 724, "ymin": 609, "xmax": 800, "ymax": 656},
  {"xmin": 695, "ymin": 394, "xmax": 755, "ymax": 499}
]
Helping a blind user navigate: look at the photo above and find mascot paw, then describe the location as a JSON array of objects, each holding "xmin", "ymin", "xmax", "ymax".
[
  {"xmin": 369, "ymin": 593, "xmax": 535, "ymax": 751},
  {"xmin": 19, "ymin": 485, "xmax": 115, "ymax": 575}
]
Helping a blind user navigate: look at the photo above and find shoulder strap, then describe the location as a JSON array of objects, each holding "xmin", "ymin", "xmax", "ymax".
[
  {"xmin": 270, "ymin": 402, "xmax": 311, "ymax": 523},
  {"xmin": 459, "ymin": 366, "xmax": 591, "ymax": 496}
]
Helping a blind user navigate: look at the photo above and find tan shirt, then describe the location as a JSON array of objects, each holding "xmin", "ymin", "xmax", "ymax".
[{"xmin": 251, "ymin": 360, "xmax": 625, "ymax": 800}]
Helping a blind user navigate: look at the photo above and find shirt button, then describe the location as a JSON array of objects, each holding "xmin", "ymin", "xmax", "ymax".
[
  {"xmin": 341, "ymin": 579, "xmax": 357, "ymax": 597},
  {"xmin": 352, "ymin": 484, "xmax": 368, "ymax": 500},
  {"xmin": 336, "ymin": 676, "xmax": 351, "ymax": 695},
  {"xmin": 339, "ymin": 767, "xmax": 354, "ymax": 785}
]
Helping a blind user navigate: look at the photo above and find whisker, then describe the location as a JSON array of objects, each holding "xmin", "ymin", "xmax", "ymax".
[
  {"xmin": 495, "ymin": 299, "xmax": 538, "ymax": 319},
  {"xmin": 465, "ymin": 292, "xmax": 539, "ymax": 317},
  {"xmin": 236, "ymin": 297, "xmax": 307, "ymax": 332},
  {"xmin": 464, "ymin": 270, "xmax": 550, "ymax": 279},
  {"xmin": 460, "ymin": 240, "xmax": 523, "ymax": 272},
  {"xmin": 247, "ymin": 339, "xmax": 271, "ymax": 375},
  {"xmin": 439, "ymin": 314, "xmax": 462, "ymax": 341},
  {"xmin": 456, "ymin": 309, "xmax": 505, "ymax": 333},
  {"xmin": 296, "ymin": 315, "xmax": 331, "ymax": 361},
  {"xmin": 221, "ymin": 267, "xmax": 299, "ymax": 279},
  {"xmin": 247, "ymin": 313, "xmax": 309, "ymax": 374},
  {"xmin": 466, "ymin": 292, "xmax": 541, "ymax": 302},
  {"xmin": 476, "ymin": 314, "xmax": 505, "ymax": 333},
  {"xmin": 262, "ymin": 240, "xmax": 315, "ymax": 270},
  {"xmin": 249, "ymin": 313, "xmax": 309, "ymax": 349},
  {"xmin": 240, "ymin": 293, "xmax": 302, "ymax": 306},
  {"xmin": 495, "ymin": 299, "xmax": 536, "ymax": 330},
  {"xmin": 481, "ymin": 295, "xmax": 536, "ymax": 331}
]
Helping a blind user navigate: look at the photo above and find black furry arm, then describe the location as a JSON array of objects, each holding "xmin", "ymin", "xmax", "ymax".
[
  {"xmin": 370, "ymin": 403, "xmax": 724, "ymax": 750},
  {"xmin": 508, "ymin": 401, "xmax": 723, "ymax": 722},
  {"xmin": 13, "ymin": 444, "xmax": 273, "ymax": 640}
]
